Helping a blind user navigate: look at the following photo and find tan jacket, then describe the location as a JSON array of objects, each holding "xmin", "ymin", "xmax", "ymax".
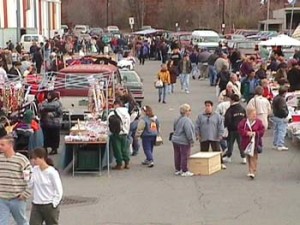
[{"xmin": 157, "ymin": 70, "xmax": 171, "ymax": 84}]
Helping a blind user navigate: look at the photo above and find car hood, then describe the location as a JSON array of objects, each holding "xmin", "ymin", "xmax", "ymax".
[{"xmin": 123, "ymin": 82, "xmax": 143, "ymax": 88}]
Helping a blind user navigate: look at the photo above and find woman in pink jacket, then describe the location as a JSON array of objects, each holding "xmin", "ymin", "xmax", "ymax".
[{"xmin": 238, "ymin": 107, "xmax": 265, "ymax": 179}]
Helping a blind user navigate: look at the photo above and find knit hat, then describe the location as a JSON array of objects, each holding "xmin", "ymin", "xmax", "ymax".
[{"xmin": 23, "ymin": 110, "xmax": 34, "ymax": 124}]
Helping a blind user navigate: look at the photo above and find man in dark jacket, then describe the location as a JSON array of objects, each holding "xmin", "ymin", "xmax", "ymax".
[
  {"xmin": 223, "ymin": 94, "xmax": 247, "ymax": 163},
  {"xmin": 272, "ymin": 86, "xmax": 289, "ymax": 151},
  {"xmin": 207, "ymin": 53, "xmax": 219, "ymax": 86},
  {"xmin": 8, "ymin": 62, "xmax": 22, "ymax": 79},
  {"xmin": 287, "ymin": 61, "xmax": 300, "ymax": 91}
]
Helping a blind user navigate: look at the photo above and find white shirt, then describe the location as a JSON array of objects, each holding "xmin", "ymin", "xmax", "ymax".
[
  {"xmin": 247, "ymin": 95, "xmax": 271, "ymax": 115},
  {"xmin": 0, "ymin": 67, "xmax": 7, "ymax": 85},
  {"xmin": 108, "ymin": 107, "xmax": 131, "ymax": 135},
  {"xmin": 215, "ymin": 101, "xmax": 231, "ymax": 117},
  {"xmin": 30, "ymin": 166, "xmax": 63, "ymax": 208}
]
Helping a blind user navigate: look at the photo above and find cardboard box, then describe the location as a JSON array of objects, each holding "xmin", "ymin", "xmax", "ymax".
[{"xmin": 188, "ymin": 152, "xmax": 221, "ymax": 175}]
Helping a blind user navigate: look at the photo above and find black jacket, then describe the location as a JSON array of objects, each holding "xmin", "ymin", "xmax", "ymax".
[
  {"xmin": 272, "ymin": 94, "xmax": 288, "ymax": 118},
  {"xmin": 224, "ymin": 103, "xmax": 246, "ymax": 131},
  {"xmin": 287, "ymin": 67, "xmax": 300, "ymax": 91}
]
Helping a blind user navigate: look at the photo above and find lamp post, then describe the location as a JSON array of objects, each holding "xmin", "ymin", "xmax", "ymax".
[
  {"xmin": 221, "ymin": 0, "xmax": 225, "ymax": 35},
  {"xmin": 289, "ymin": 0, "xmax": 297, "ymax": 35},
  {"xmin": 266, "ymin": 0, "xmax": 270, "ymax": 31},
  {"xmin": 106, "ymin": 0, "xmax": 109, "ymax": 27},
  {"xmin": 16, "ymin": 0, "xmax": 21, "ymax": 43}
]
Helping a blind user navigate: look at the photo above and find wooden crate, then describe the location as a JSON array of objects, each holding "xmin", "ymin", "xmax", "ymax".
[{"xmin": 188, "ymin": 152, "xmax": 221, "ymax": 175}]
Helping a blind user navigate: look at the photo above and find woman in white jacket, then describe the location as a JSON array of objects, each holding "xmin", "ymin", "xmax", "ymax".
[
  {"xmin": 29, "ymin": 148, "xmax": 63, "ymax": 225},
  {"xmin": 247, "ymin": 86, "xmax": 271, "ymax": 129}
]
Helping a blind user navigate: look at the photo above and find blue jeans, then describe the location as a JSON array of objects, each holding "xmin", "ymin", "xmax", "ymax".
[
  {"xmin": 168, "ymin": 84, "xmax": 174, "ymax": 94},
  {"xmin": 208, "ymin": 65, "xmax": 217, "ymax": 86},
  {"xmin": 180, "ymin": 73, "xmax": 190, "ymax": 91},
  {"xmin": 142, "ymin": 136, "xmax": 156, "ymax": 161},
  {"xmin": 158, "ymin": 86, "xmax": 167, "ymax": 102},
  {"xmin": 272, "ymin": 116, "xmax": 288, "ymax": 147},
  {"xmin": 191, "ymin": 63, "xmax": 200, "ymax": 78},
  {"xmin": 0, "ymin": 198, "xmax": 29, "ymax": 225}
]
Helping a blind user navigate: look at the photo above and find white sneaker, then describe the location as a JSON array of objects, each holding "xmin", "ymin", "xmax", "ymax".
[
  {"xmin": 277, "ymin": 146, "xmax": 289, "ymax": 151},
  {"xmin": 185, "ymin": 90, "xmax": 190, "ymax": 94},
  {"xmin": 241, "ymin": 158, "xmax": 247, "ymax": 164},
  {"xmin": 223, "ymin": 156, "xmax": 231, "ymax": 163},
  {"xmin": 248, "ymin": 173, "xmax": 255, "ymax": 179},
  {"xmin": 221, "ymin": 164, "xmax": 227, "ymax": 169},
  {"xmin": 181, "ymin": 171, "xmax": 194, "ymax": 177},
  {"xmin": 272, "ymin": 145, "xmax": 277, "ymax": 150},
  {"xmin": 174, "ymin": 170, "xmax": 182, "ymax": 176}
]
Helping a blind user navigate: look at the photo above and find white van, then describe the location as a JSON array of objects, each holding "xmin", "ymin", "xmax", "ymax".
[
  {"xmin": 20, "ymin": 34, "xmax": 46, "ymax": 53},
  {"xmin": 74, "ymin": 25, "xmax": 90, "ymax": 35},
  {"xmin": 107, "ymin": 25, "xmax": 120, "ymax": 33},
  {"xmin": 191, "ymin": 30, "xmax": 220, "ymax": 50}
]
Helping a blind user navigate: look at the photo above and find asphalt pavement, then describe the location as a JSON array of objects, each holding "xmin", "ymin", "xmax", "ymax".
[{"xmin": 29, "ymin": 61, "xmax": 300, "ymax": 225}]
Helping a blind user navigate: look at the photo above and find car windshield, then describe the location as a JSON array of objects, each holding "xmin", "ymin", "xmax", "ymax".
[
  {"xmin": 179, "ymin": 35, "xmax": 192, "ymax": 41},
  {"xmin": 75, "ymin": 27, "xmax": 86, "ymax": 31},
  {"xmin": 24, "ymin": 36, "xmax": 31, "ymax": 42},
  {"xmin": 121, "ymin": 72, "xmax": 139, "ymax": 83},
  {"xmin": 237, "ymin": 42, "xmax": 256, "ymax": 49},
  {"xmin": 63, "ymin": 73, "xmax": 116, "ymax": 89},
  {"xmin": 194, "ymin": 36, "xmax": 219, "ymax": 42}
]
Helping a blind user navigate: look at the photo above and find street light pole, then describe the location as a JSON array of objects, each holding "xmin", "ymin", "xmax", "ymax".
[
  {"xmin": 289, "ymin": 2, "xmax": 296, "ymax": 35},
  {"xmin": 16, "ymin": 0, "xmax": 21, "ymax": 43},
  {"xmin": 266, "ymin": 0, "xmax": 270, "ymax": 31},
  {"xmin": 106, "ymin": 0, "xmax": 109, "ymax": 27},
  {"xmin": 222, "ymin": 0, "xmax": 225, "ymax": 35}
]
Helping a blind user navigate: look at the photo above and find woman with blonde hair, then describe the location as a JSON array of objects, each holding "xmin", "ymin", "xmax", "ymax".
[
  {"xmin": 135, "ymin": 105, "xmax": 160, "ymax": 168},
  {"xmin": 156, "ymin": 64, "xmax": 171, "ymax": 103},
  {"xmin": 238, "ymin": 107, "xmax": 265, "ymax": 179},
  {"xmin": 171, "ymin": 104, "xmax": 196, "ymax": 177}
]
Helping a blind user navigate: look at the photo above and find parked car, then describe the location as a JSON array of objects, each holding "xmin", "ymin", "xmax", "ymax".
[
  {"xmin": 74, "ymin": 25, "xmax": 90, "ymax": 36},
  {"xmin": 228, "ymin": 40, "xmax": 257, "ymax": 56},
  {"xmin": 119, "ymin": 69, "xmax": 144, "ymax": 106},
  {"xmin": 90, "ymin": 27, "xmax": 104, "ymax": 37},
  {"xmin": 225, "ymin": 34, "xmax": 246, "ymax": 41}
]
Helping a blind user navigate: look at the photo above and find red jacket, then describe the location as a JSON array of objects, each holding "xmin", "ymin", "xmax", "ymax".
[{"xmin": 238, "ymin": 118, "xmax": 265, "ymax": 151}]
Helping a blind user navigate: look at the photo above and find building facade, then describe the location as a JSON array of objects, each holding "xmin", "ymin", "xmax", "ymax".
[{"xmin": 0, "ymin": 0, "xmax": 61, "ymax": 47}]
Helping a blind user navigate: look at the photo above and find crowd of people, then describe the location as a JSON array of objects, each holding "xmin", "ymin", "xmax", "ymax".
[{"xmin": 1, "ymin": 30, "xmax": 300, "ymax": 224}]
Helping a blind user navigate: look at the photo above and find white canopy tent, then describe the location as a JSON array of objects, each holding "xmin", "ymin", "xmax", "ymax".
[{"xmin": 259, "ymin": 34, "xmax": 300, "ymax": 46}]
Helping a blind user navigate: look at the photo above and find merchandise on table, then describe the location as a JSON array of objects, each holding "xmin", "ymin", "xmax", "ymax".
[{"xmin": 65, "ymin": 120, "xmax": 108, "ymax": 142}]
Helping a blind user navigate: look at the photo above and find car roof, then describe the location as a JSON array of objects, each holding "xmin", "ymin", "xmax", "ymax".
[{"xmin": 60, "ymin": 64, "xmax": 118, "ymax": 73}]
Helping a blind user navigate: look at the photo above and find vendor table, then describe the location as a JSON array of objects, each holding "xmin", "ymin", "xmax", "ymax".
[{"xmin": 65, "ymin": 141, "xmax": 108, "ymax": 176}]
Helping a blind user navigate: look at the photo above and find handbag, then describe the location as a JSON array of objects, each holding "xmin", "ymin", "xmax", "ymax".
[
  {"xmin": 154, "ymin": 79, "xmax": 163, "ymax": 88},
  {"xmin": 168, "ymin": 132, "xmax": 173, "ymax": 141},
  {"xmin": 155, "ymin": 135, "xmax": 163, "ymax": 146},
  {"xmin": 244, "ymin": 135, "xmax": 255, "ymax": 157}
]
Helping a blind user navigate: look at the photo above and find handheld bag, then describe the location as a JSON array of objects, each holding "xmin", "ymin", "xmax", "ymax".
[
  {"xmin": 154, "ymin": 79, "xmax": 164, "ymax": 88},
  {"xmin": 155, "ymin": 135, "xmax": 163, "ymax": 146},
  {"xmin": 244, "ymin": 135, "xmax": 255, "ymax": 157}
]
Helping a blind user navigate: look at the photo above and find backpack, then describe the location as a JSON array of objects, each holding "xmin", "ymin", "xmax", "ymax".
[
  {"xmin": 149, "ymin": 120, "xmax": 158, "ymax": 133},
  {"xmin": 142, "ymin": 117, "xmax": 158, "ymax": 136},
  {"xmin": 109, "ymin": 110, "xmax": 122, "ymax": 134}
]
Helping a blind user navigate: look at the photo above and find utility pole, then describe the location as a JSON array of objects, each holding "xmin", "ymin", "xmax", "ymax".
[
  {"xmin": 106, "ymin": 0, "xmax": 109, "ymax": 27},
  {"xmin": 141, "ymin": 0, "xmax": 145, "ymax": 29},
  {"xmin": 16, "ymin": 0, "xmax": 21, "ymax": 42},
  {"xmin": 221, "ymin": 0, "xmax": 225, "ymax": 35},
  {"xmin": 289, "ymin": 2, "xmax": 296, "ymax": 35},
  {"xmin": 266, "ymin": 0, "xmax": 270, "ymax": 31}
]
